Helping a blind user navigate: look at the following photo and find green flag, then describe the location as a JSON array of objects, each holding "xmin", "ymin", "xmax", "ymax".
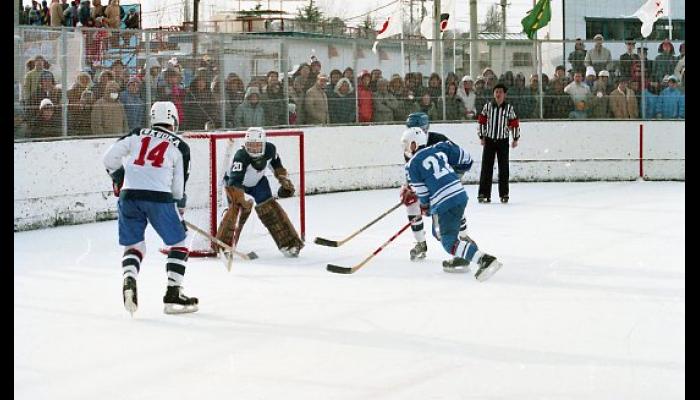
[{"xmin": 521, "ymin": 0, "xmax": 551, "ymax": 40}]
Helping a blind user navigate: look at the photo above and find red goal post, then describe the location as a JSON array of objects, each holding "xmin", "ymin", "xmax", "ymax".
[{"xmin": 177, "ymin": 129, "xmax": 306, "ymax": 257}]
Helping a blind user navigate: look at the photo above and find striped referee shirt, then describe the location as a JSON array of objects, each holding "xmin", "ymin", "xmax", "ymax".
[{"xmin": 477, "ymin": 100, "xmax": 521, "ymax": 140}]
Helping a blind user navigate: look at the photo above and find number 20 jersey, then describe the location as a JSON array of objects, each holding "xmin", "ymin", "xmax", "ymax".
[
  {"xmin": 405, "ymin": 141, "xmax": 473, "ymax": 215},
  {"xmin": 103, "ymin": 127, "xmax": 190, "ymax": 203}
]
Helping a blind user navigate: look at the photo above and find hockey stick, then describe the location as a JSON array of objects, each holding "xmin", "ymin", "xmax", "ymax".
[
  {"xmin": 184, "ymin": 220, "xmax": 258, "ymax": 265},
  {"xmin": 314, "ymin": 201, "xmax": 403, "ymax": 247},
  {"xmin": 326, "ymin": 216, "xmax": 418, "ymax": 274}
]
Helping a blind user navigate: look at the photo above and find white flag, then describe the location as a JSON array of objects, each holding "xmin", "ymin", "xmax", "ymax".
[
  {"xmin": 420, "ymin": 7, "xmax": 434, "ymax": 49},
  {"xmin": 372, "ymin": 4, "xmax": 403, "ymax": 53},
  {"xmin": 633, "ymin": 0, "xmax": 669, "ymax": 38}
]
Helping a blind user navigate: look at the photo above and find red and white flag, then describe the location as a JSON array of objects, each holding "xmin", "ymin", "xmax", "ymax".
[
  {"xmin": 633, "ymin": 0, "xmax": 669, "ymax": 37},
  {"xmin": 372, "ymin": 3, "xmax": 403, "ymax": 53}
]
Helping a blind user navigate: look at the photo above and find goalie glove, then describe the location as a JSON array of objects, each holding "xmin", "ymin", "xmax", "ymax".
[
  {"xmin": 108, "ymin": 167, "xmax": 125, "ymax": 196},
  {"xmin": 274, "ymin": 167, "xmax": 295, "ymax": 198},
  {"xmin": 399, "ymin": 184, "xmax": 417, "ymax": 206}
]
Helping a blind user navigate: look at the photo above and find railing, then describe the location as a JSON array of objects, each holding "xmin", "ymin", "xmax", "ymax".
[{"xmin": 14, "ymin": 26, "xmax": 685, "ymax": 140}]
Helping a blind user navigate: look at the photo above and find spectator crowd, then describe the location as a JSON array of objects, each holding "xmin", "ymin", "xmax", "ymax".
[
  {"xmin": 14, "ymin": 31, "xmax": 685, "ymax": 138},
  {"xmin": 19, "ymin": 0, "xmax": 140, "ymax": 29}
]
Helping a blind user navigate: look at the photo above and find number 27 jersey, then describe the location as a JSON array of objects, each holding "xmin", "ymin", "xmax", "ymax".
[{"xmin": 405, "ymin": 141, "xmax": 473, "ymax": 215}]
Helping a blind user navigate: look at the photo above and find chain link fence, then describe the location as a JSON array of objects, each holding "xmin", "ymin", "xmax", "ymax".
[{"xmin": 14, "ymin": 25, "xmax": 685, "ymax": 140}]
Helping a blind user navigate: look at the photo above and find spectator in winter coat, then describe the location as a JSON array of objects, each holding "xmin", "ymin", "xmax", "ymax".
[
  {"xmin": 568, "ymin": 38, "xmax": 587, "ymax": 74},
  {"xmin": 157, "ymin": 67, "xmax": 186, "ymax": 127},
  {"xmin": 139, "ymin": 57, "xmax": 161, "ymax": 100},
  {"xmin": 391, "ymin": 77, "xmax": 418, "ymax": 122},
  {"xmin": 91, "ymin": 81, "xmax": 129, "ymax": 135},
  {"xmin": 619, "ymin": 39, "xmax": 640, "ymax": 82},
  {"xmin": 417, "ymin": 92, "xmax": 441, "ymax": 121},
  {"xmin": 674, "ymin": 44, "xmax": 685, "ymax": 88},
  {"xmin": 304, "ymin": 74, "xmax": 330, "ymax": 125},
  {"xmin": 427, "ymin": 73, "xmax": 442, "ymax": 102},
  {"xmin": 372, "ymin": 79, "xmax": 399, "ymax": 123},
  {"xmin": 327, "ymin": 69, "xmax": 342, "ymax": 97},
  {"xmin": 28, "ymin": 71, "xmax": 62, "ymax": 116},
  {"xmin": 63, "ymin": 1, "xmax": 78, "ymax": 26},
  {"xmin": 642, "ymin": 81, "xmax": 660, "ymax": 119},
  {"xmin": 22, "ymin": 55, "xmax": 48, "ymax": 102},
  {"xmin": 369, "ymin": 69, "xmax": 383, "ymax": 92},
  {"xmin": 544, "ymin": 77, "xmax": 574, "ymax": 119},
  {"xmin": 584, "ymin": 66, "xmax": 597, "ymax": 90},
  {"xmin": 357, "ymin": 70, "xmax": 374, "ymax": 122},
  {"xmin": 67, "ymin": 71, "xmax": 93, "ymax": 132},
  {"xmin": 588, "ymin": 79, "xmax": 610, "ymax": 118},
  {"xmin": 609, "ymin": 79, "xmax": 639, "ymax": 119},
  {"xmin": 584, "ymin": 34, "xmax": 613, "ymax": 74},
  {"xmin": 456, "ymin": 75, "xmax": 477, "ymax": 119},
  {"xmin": 507, "ymin": 73, "xmax": 533, "ymax": 120},
  {"xmin": 342, "ymin": 67, "xmax": 354, "ymax": 81},
  {"xmin": 30, "ymin": 99, "xmax": 62, "ymax": 137},
  {"xmin": 262, "ymin": 80, "xmax": 288, "ymax": 126},
  {"xmin": 474, "ymin": 76, "xmax": 489, "ymax": 116},
  {"xmin": 597, "ymin": 70, "xmax": 613, "ymax": 94},
  {"xmin": 328, "ymin": 78, "xmax": 356, "ymax": 124},
  {"xmin": 77, "ymin": 0, "xmax": 93, "ymax": 26},
  {"xmin": 73, "ymin": 90, "xmax": 95, "ymax": 135},
  {"xmin": 49, "ymin": 0, "xmax": 65, "ymax": 26},
  {"xmin": 653, "ymin": 39, "xmax": 677, "ymax": 84},
  {"xmin": 234, "ymin": 87, "xmax": 266, "ymax": 128},
  {"xmin": 120, "ymin": 77, "xmax": 145, "ymax": 131},
  {"xmin": 568, "ymin": 100, "xmax": 587, "ymax": 119},
  {"xmin": 440, "ymin": 81, "xmax": 463, "ymax": 121},
  {"xmin": 91, "ymin": 0, "xmax": 105, "ymax": 20},
  {"xmin": 104, "ymin": 0, "xmax": 121, "ymax": 29},
  {"xmin": 183, "ymin": 74, "xmax": 218, "ymax": 130},
  {"xmin": 224, "ymin": 73, "xmax": 245, "ymax": 127},
  {"xmin": 656, "ymin": 75, "xmax": 684, "ymax": 119}
]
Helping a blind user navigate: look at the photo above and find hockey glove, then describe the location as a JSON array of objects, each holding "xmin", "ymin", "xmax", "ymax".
[
  {"xmin": 108, "ymin": 167, "xmax": 125, "ymax": 196},
  {"xmin": 400, "ymin": 184, "xmax": 418, "ymax": 206},
  {"xmin": 420, "ymin": 202, "xmax": 430, "ymax": 216},
  {"xmin": 274, "ymin": 167, "xmax": 295, "ymax": 198}
]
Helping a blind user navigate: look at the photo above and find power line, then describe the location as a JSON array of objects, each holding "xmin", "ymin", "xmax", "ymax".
[{"xmin": 342, "ymin": 0, "xmax": 399, "ymax": 21}]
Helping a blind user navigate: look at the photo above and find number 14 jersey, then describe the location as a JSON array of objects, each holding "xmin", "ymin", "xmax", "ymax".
[
  {"xmin": 103, "ymin": 127, "xmax": 190, "ymax": 203},
  {"xmin": 405, "ymin": 141, "xmax": 473, "ymax": 215}
]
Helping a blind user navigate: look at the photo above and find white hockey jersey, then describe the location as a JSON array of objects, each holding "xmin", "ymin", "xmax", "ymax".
[{"xmin": 103, "ymin": 127, "xmax": 190, "ymax": 203}]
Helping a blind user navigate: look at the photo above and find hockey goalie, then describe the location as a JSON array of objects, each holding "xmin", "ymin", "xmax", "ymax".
[{"xmin": 215, "ymin": 127, "xmax": 304, "ymax": 257}]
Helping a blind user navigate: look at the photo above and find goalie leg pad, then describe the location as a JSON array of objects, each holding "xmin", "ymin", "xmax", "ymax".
[
  {"xmin": 255, "ymin": 198, "xmax": 304, "ymax": 257},
  {"xmin": 216, "ymin": 203, "xmax": 241, "ymax": 250}
]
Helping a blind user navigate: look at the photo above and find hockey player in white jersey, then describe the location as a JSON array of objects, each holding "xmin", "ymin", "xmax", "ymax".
[
  {"xmin": 216, "ymin": 127, "xmax": 304, "ymax": 257},
  {"xmin": 103, "ymin": 101, "xmax": 198, "ymax": 315}
]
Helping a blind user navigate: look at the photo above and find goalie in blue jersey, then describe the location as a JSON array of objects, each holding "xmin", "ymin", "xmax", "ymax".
[{"xmin": 401, "ymin": 127, "xmax": 503, "ymax": 280}]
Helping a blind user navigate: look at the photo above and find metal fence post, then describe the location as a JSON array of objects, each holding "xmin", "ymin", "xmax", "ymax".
[
  {"xmin": 144, "ymin": 31, "xmax": 152, "ymax": 128},
  {"xmin": 61, "ymin": 28, "xmax": 68, "ymax": 136},
  {"xmin": 353, "ymin": 41, "xmax": 359, "ymax": 123},
  {"xmin": 537, "ymin": 39, "xmax": 543, "ymax": 119},
  {"xmin": 280, "ymin": 39, "xmax": 289, "ymax": 126},
  {"xmin": 219, "ymin": 33, "xmax": 226, "ymax": 129}
]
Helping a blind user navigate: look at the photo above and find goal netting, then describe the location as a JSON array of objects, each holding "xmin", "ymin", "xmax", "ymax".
[{"xmin": 172, "ymin": 130, "xmax": 305, "ymax": 257}]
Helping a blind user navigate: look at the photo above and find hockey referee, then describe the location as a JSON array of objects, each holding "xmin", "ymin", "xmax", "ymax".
[{"xmin": 476, "ymin": 83, "xmax": 520, "ymax": 203}]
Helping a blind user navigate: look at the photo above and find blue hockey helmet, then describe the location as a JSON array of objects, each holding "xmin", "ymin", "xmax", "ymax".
[{"xmin": 406, "ymin": 112, "xmax": 429, "ymax": 133}]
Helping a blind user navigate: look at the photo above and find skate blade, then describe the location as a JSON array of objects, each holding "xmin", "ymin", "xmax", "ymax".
[
  {"xmin": 410, "ymin": 253, "xmax": 426, "ymax": 261},
  {"xmin": 123, "ymin": 289, "xmax": 137, "ymax": 316},
  {"xmin": 163, "ymin": 303, "xmax": 199, "ymax": 314},
  {"xmin": 476, "ymin": 260, "xmax": 503, "ymax": 282},
  {"xmin": 443, "ymin": 265, "xmax": 470, "ymax": 273}
]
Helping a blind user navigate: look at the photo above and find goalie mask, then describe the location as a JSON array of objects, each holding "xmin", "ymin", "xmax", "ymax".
[
  {"xmin": 244, "ymin": 127, "xmax": 266, "ymax": 158},
  {"xmin": 401, "ymin": 127, "xmax": 428, "ymax": 159},
  {"xmin": 150, "ymin": 101, "xmax": 179, "ymax": 132}
]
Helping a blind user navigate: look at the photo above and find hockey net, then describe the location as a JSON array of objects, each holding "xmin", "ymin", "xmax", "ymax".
[{"xmin": 171, "ymin": 130, "xmax": 305, "ymax": 257}]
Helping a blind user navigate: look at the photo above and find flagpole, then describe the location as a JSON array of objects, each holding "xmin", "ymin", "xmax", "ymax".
[{"xmin": 401, "ymin": 3, "xmax": 406, "ymax": 78}]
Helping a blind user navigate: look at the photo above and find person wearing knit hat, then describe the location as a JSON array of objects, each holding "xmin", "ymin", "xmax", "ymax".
[{"xmin": 584, "ymin": 66, "xmax": 597, "ymax": 89}]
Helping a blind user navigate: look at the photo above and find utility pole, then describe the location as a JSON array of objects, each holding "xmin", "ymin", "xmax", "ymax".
[
  {"xmin": 431, "ymin": 0, "xmax": 440, "ymax": 74},
  {"xmin": 409, "ymin": 0, "xmax": 413, "ymax": 73},
  {"xmin": 500, "ymin": 0, "xmax": 507, "ymax": 75},
  {"xmin": 193, "ymin": 0, "xmax": 200, "ymax": 31},
  {"xmin": 469, "ymin": 0, "xmax": 478, "ymax": 77}
]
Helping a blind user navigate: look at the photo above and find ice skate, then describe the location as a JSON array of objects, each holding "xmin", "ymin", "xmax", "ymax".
[
  {"xmin": 123, "ymin": 276, "xmax": 138, "ymax": 316},
  {"xmin": 409, "ymin": 241, "xmax": 427, "ymax": 261},
  {"xmin": 500, "ymin": 196, "xmax": 509, "ymax": 204},
  {"xmin": 442, "ymin": 257, "xmax": 470, "ymax": 273},
  {"xmin": 281, "ymin": 246, "xmax": 300, "ymax": 257},
  {"xmin": 474, "ymin": 254, "xmax": 502, "ymax": 282},
  {"xmin": 163, "ymin": 286, "xmax": 199, "ymax": 314}
]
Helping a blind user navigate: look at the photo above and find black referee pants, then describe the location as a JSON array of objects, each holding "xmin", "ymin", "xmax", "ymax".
[{"xmin": 478, "ymin": 138, "xmax": 509, "ymax": 199}]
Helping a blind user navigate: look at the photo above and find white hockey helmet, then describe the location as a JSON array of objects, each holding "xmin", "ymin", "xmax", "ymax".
[
  {"xmin": 244, "ymin": 127, "xmax": 266, "ymax": 158},
  {"xmin": 150, "ymin": 101, "xmax": 179, "ymax": 131},
  {"xmin": 401, "ymin": 127, "xmax": 428, "ymax": 159}
]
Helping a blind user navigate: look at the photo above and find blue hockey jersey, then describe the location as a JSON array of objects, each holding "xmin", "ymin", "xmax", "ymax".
[{"xmin": 405, "ymin": 141, "xmax": 473, "ymax": 215}]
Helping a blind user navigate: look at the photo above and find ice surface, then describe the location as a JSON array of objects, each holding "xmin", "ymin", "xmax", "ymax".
[{"xmin": 14, "ymin": 182, "xmax": 685, "ymax": 400}]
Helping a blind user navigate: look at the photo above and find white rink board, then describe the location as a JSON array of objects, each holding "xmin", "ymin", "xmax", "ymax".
[
  {"xmin": 14, "ymin": 182, "xmax": 685, "ymax": 399},
  {"xmin": 14, "ymin": 121, "xmax": 684, "ymax": 230}
]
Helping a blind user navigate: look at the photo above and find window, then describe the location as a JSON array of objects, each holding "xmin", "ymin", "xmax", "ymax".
[
  {"xmin": 512, "ymin": 52, "xmax": 533, "ymax": 67},
  {"xmin": 585, "ymin": 18, "xmax": 684, "ymax": 40}
]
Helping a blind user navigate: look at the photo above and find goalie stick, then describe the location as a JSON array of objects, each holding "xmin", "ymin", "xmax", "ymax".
[
  {"xmin": 314, "ymin": 202, "xmax": 403, "ymax": 247},
  {"xmin": 326, "ymin": 216, "xmax": 418, "ymax": 274},
  {"xmin": 184, "ymin": 220, "xmax": 258, "ymax": 268}
]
